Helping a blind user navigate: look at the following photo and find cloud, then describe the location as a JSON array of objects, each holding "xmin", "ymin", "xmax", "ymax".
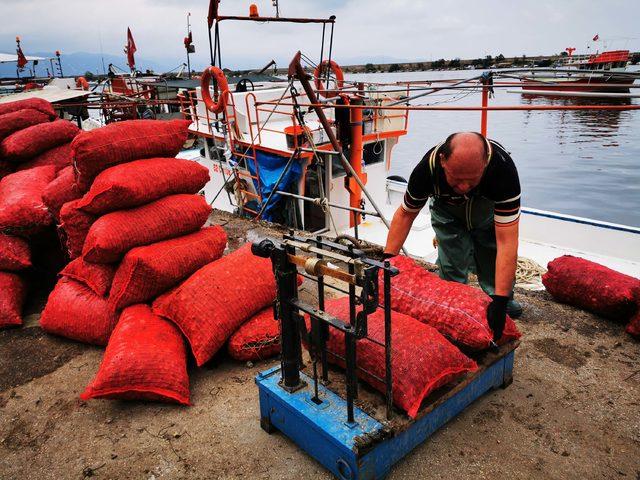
[{"xmin": 1, "ymin": 0, "xmax": 638, "ymax": 71}]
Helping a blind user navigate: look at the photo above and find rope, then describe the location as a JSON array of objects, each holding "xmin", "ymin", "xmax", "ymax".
[{"xmin": 515, "ymin": 256, "xmax": 547, "ymax": 289}]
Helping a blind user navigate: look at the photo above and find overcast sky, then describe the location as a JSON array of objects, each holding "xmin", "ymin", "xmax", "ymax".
[{"xmin": 2, "ymin": 0, "xmax": 639, "ymax": 69}]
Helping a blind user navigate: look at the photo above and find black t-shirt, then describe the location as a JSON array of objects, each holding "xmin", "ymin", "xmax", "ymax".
[{"xmin": 402, "ymin": 139, "xmax": 521, "ymax": 226}]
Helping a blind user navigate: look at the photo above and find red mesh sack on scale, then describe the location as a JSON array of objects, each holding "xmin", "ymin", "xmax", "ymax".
[
  {"xmin": 72, "ymin": 119, "xmax": 190, "ymax": 189},
  {"xmin": 16, "ymin": 143, "xmax": 73, "ymax": 173},
  {"xmin": 0, "ymin": 272, "xmax": 26, "ymax": 328},
  {"xmin": 542, "ymin": 255, "xmax": 640, "ymax": 321},
  {"xmin": 0, "ymin": 109, "xmax": 51, "ymax": 141},
  {"xmin": 60, "ymin": 257, "xmax": 116, "ymax": 297},
  {"xmin": 0, "ymin": 166, "xmax": 57, "ymax": 235},
  {"xmin": 40, "ymin": 277, "xmax": 119, "ymax": 345},
  {"xmin": 312, "ymin": 298, "xmax": 478, "ymax": 418},
  {"xmin": 381, "ymin": 256, "xmax": 521, "ymax": 351},
  {"xmin": 0, "ymin": 234, "xmax": 31, "ymax": 271},
  {"xmin": 77, "ymin": 157, "xmax": 210, "ymax": 215},
  {"xmin": 42, "ymin": 166, "xmax": 83, "ymax": 221},
  {"xmin": 59, "ymin": 199, "xmax": 96, "ymax": 258},
  {"xmin": 0, "ymin": 98, "xmax": 56, "ymax": 118},
  {"xmin": 0, "ymin": 120, "xmax": 79, "ymax": 163},
  {"xmin": 152, "ymin": 243, "xmax": 276, "ymax": 366},
  {"xmin": 228, "ymin": 307, "xmax": 281, "ymax": 361},
  {"xmin": 83, "ymin": 194, "xmax": 211, "ymax": 263},
  {"xmin": 81, "ymin": 305, "xmax": 190, "ymax": 405},
  {"xmin": 109, "ymin": 226, "xmax": 227, "ymax": 310}
]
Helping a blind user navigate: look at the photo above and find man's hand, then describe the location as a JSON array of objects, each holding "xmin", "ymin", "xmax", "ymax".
[{"xmin": 487, "ymin": 294, "xmax": 509, "ymax": 341}]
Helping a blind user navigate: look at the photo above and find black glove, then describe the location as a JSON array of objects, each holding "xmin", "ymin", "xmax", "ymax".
[{"xmin": 487, "ymin": 294, "xmax": 509, "ymax": 342}]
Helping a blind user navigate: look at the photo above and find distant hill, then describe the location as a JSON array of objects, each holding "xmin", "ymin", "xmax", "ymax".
[{"xmin": 0, "ymin": 51, "xmax": 178, "ymax": 78}]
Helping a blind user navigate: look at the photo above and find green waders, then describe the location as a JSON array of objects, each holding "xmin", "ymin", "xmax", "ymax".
[{"xmin": 429, "ymin": 196, "xmax": 497, "ymax": 296}]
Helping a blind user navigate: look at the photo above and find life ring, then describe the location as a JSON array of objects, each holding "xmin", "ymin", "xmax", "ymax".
[
  {"xmin": 201, "ymin": 66, "xmax": 229, "ymax": 114},
  {"xmin": 314, "ymin": 60, "xmax": 344, "ymax": 97},
  {"xmin": 76, "ymin": 76, "xmax": 89, "ymax": 90}
]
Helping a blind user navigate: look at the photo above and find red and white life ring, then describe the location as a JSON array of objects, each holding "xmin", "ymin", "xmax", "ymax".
[
  {"xmin": 76, "ymin": 76, "xmax": 89, "ymax": 90},
  {"xmin": 201, "ymin": 66, "xmax": 229, "ymax": 114},
  {"xmin": 313, "ymin": 60, "xmax": 344, "ymax": 97}
]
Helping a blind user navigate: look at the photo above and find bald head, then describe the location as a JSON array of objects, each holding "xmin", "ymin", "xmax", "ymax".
[{"xmin": 439, "ymin": 132, "xmax": 488, "ymax": 195}]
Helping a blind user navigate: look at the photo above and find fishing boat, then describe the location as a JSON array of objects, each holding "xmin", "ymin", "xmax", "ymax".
[{"xmin": 177, "ymin": 2, "xmax": 640, "ymax": 284}]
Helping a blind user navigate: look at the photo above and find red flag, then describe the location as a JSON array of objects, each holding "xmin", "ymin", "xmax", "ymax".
[
  {"xmin": 592, "ymin": 34, "xmax": 599, "ymax": 41},
  {"xmin": 16, "ymin": 45, "xmax": 28, "ymax": 69},
  {"xmin": 126, "ymin": 27, "xmax": 137, "ymax": 70}
]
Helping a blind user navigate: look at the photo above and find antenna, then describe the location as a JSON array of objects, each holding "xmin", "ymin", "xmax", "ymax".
[{"xmin": 272, "ymin": 0, "xmax": 280, "ymax": 18}]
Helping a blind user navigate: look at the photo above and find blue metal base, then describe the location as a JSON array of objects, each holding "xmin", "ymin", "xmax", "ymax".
[{"xmin": 256, "ymin": 349, "xmax": 515, "ymax": 480}]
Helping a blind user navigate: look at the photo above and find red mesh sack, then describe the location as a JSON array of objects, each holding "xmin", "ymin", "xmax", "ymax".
[
  {"xmin": 152, "ymin": 243, "xmax": 276, "ymax": 366},
  {"xmin": 542, "ymin": 255, "xmax": 640, "ymax": 321},
  {"xmin": 312, "ymin": 297, "xmax": 478, "ymax": 418},
  {"xmin": 0, "ymin": 166, "xmax": 57, "ymax": 235},
  {"xmin": 15, "ymin": 143, "xmax": 73, "ymax": 173},
  {"xmin": 109, "ymin": 226, "xmax": 227, "ymax": 310},
  {"xmin": 228, "ymin": 307, "xmax": 281, "ymax": 361},
  {"xmin": 0, "ymin": 120, "xmax": 79, "ymax": 163},
  {"xmin": 0, "ymin": 109, "xmax": 51, "ymax": 141},
  {"xmin": 59, "ymin": 199, "xmax": 96, "ymax": 258},
  {"xmin": 77, "ymin": 157, "xmax": 210, "ymax": 215},
  {"xmin": 60, "ymin": 257, "xmax": 116, "ymax": 297},
  {"xmin": 0, "ymin": 272, "xmax": 26, "ymax": 328},
  {"xmin": 83, "ymin": 194, "xmax": 211, "ymax": 263},
  {"xmin": 80, "ymin": 305, "xmax": 189, "ymax": 405},
  {"xmin": 42, "ymin": 166, "xmax": 83, "ymax": 221},
  {"xmin": 0, "ymin": 98, "xmax": 56, "ymax": 118},
  {"xmin": 40, "ymin": 277, "xmax": 118, "ymax": 345},
  {"xmin": 72, "ymin": 119, "xmax": 190, "ymax": 189},
  {"xmin": 0, "ymin": 234, "xmax": 31, "ymax": 271},
  {"xmin": 380, "ymin": 256, "xmax": 521, "ymax": 351}
]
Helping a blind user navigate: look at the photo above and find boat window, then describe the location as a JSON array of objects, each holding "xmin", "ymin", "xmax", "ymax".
[{"xmin": 364, "ymin": 141, "xmax": 385, "ymax": 166}]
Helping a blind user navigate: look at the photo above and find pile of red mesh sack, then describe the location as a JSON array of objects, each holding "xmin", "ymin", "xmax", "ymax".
[
  {"xmin": 0, "ymin": 165, "xmax": 57, "ymax": 235},
  {"xmin": 0, "ymin": 120, "xmax": 79, "ymax": 163},
  {"xmin": 109, "ymin": 226, "xmax": 226, "ymax": 310},
  {"xmin": 380, "ymin": 256, "xmax": 521, "ymax": 351},
  {"xmin": 81, "ymin": 305, "xmax": 190, "ymax": 405},
  {"xmin": 71, "ymin": 119, "xmax": 190, "ymax": 189},
  {"xmin": 307, "ymin": 297, "xmax": 478, "ymax": 418},
  {"xmin": 542, "ymin": 255, "xmax": 640, "ymax": 321},
  {"xmin": 40, "ymin": 277, "xmax": 119, "ymax": 345},
  {"xmin": 0, "ymin": 98, "xmax": 56, "ymax": 118},
  {"xmin": 76, "ymin": 157, "xmax": 210, "ymax": 215},
  {"xmin": 0, "ymin": 109, "xmax": 51, "ymax": 141},
  {"xmin": 153, "ymin": 243, "xmax": 276, "ymax": 366},
  {"xmin": 0, "ymin": 272, "xmax": 26, "ymax": 329},
  {"xmin": 228, "ymin": 307, "xmax": 281, "ymax": 361}
]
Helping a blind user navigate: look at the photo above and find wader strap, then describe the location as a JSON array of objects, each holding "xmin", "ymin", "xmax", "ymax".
[{"xmin": 428, "ymin": 141, "xmax": 444, "ymax": 196}]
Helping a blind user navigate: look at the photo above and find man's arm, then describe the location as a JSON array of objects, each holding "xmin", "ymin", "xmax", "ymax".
[
  {"xmin": 494, "ymin": 221, "xmax": 519, "ymax": 296},
  {"xmin": 383, "ymin": 207, "xmax": 419, "ymax": 256}
]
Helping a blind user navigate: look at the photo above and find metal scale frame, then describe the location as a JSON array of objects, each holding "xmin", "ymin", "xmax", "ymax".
[{"xmin": 252, "ymin": 234, "xmax": 517, "ymax": 480}]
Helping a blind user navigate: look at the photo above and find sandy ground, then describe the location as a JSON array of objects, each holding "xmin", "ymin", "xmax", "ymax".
[{"xmin": 1, "ymin": 211, "xmax": 638, "ymax": 480}]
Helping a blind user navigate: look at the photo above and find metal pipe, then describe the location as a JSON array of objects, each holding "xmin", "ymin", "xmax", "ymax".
[
  {"xmin": 275, "ymin": 191, "xmax": 379, "ymax": 216},
  {"xmin": 257, "ymin": 100, "xmax": 640, "ymax": 112},
  {"xmin": 383, "ymin": 264, "xmax": 393, "ymax": 419},
  {"xmin": 386, "ymin": 75, "xmax": 483, "ymax": 106},
  {"xmin": 287, "ymin": 51, "xmax": 407, "ymax": 255}
]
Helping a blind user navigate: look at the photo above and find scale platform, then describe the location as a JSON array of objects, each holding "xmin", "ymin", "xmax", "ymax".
[{"xmin": 256, "ymin": 341, "xmax": 518, "ymax": 480}]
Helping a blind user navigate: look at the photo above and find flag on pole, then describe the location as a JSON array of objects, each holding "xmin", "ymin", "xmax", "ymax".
[
  {"xmin": 16, "ymin": 37, "xmax": 27, "ymax": 69},
  {"xmin": 592, "ymin": 34, "xmax": 599, "ymax": 41},
  {"xmin": 126, "ymin": 27, "xmax": 137, "ymax": 70}
]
